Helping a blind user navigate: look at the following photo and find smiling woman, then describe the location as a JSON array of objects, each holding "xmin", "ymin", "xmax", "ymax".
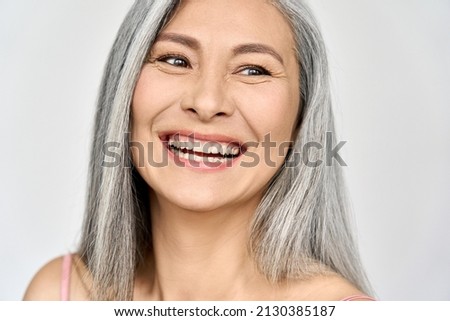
[{"xmin": 23, "ymin": 0, "xmax": 374, "ymax": 301}]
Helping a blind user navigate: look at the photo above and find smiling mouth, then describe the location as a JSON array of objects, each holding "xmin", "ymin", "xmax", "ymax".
[{"xmin": 161, "ymin": 133, "xmax": 244, "ymax": 164}]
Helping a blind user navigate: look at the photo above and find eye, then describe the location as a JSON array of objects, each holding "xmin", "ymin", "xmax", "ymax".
[
  {"xmin": 238, "ymin": 65, "xmax": 271, "ymax": 76},
  {"xmin": 158, "ymin": 55, "xmax": 190, "ymax": 68}
]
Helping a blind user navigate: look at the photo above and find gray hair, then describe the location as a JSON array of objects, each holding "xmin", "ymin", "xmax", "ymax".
[{"xmin": 79, "ymin": 0, "xmax": 372, "ymax": 300}]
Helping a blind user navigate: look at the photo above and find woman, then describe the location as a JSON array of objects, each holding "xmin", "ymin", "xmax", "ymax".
[{"xmin": 24, "ymin": 0, "xmax": 374, "ymax": 300}]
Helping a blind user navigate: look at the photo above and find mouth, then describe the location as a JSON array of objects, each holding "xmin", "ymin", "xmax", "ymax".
[{"xmin": 160, "ymin": 132, "xmax": 245, "ymax": 166}]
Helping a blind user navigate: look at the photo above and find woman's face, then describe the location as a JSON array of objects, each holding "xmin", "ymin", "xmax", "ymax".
[{"xmin": 131, "ymin": 0, "xmax": 300, "ymax": 212}]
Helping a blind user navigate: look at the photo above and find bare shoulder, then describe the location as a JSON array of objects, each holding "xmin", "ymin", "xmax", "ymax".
[
  {"xmin": 23, "ymin": 254, "xmax": 91, "ymax": 301},
  {"xmin": 23, "ymin": 256, "xmax": 64, "ymax": 300},
  {"xmin": 284, "ymin": 273, "xmax": 372, "ymax": 301}
]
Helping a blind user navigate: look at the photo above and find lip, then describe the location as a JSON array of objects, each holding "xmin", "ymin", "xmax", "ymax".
[{"xmin": 159, "ymin": 130, "xmax": 246, "ymax": 171}]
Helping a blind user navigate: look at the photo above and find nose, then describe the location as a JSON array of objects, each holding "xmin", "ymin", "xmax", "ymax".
[{"xmin": 181, "ymin": 71, "xmax": 234, "ymax": 121}]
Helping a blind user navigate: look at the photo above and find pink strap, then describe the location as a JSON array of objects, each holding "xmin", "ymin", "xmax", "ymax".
[
  {"xmin": 60, "ymin": 254, "xmax": 72, "ymax": 301},
  {"xmin": 341, "ymin": 294, "xmax": 376, "ymax": 301}
]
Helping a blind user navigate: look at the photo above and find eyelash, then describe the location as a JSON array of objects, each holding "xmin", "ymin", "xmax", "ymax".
[
  {"xmin": 237, "ymin": 65, "xmax": 272, "ymax": 76},
  {"xmin": 156, "ymin": 54, "xmax": 191, "ymax": 68},
  {"xmin": 154, "ymin": 54, "xmax": 272, "ymax": 76}
]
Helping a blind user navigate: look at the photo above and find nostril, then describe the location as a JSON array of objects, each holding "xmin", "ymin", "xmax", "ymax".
[{"xmin": 185, "ymin": 108, "xmax": 226, "ymax": 118}]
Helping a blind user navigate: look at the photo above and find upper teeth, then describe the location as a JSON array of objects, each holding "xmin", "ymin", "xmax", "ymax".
[{"xmin": 168, "ymin": 137, "xmax": 240, "ymax": 157}]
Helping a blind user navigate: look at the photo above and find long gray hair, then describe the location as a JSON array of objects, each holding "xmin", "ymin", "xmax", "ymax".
[{"xmin": 79, "ymin": 0, "xmax": 372, "ymax": 300}]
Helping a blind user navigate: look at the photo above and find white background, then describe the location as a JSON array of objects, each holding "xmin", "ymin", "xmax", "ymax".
[{"xmin": 0, "ymin": 0, "xmax": 449, "ymax": 300}]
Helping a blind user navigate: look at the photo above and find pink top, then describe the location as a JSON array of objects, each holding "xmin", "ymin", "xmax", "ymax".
[{"xmin": 59, "ymin": 253, "xmax": 375, "ymax": 301}]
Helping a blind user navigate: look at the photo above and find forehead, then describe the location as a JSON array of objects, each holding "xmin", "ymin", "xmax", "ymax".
[{"xmin": 162, "ymin": 0, "xmax": 296, "ymax": 55}]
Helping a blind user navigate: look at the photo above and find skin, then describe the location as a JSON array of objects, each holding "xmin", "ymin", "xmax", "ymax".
[
  {"xmin": 23, "ymin": 0, "xmax": 369, "ymax": 301},
  {"xmin": 132, "ymin": 0, "xmax": 300, "ymax": 214}
]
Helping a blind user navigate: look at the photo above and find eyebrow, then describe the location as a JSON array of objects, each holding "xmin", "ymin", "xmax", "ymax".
[
  {"xmin": 233, "ymin": 43, "xmax": 284, "ymax": 65},
  {"xmin": 155, "ymin": 32, "xmax": 284, "ymax": 64},
  {"xmin": 155, "ymin": 32, "xmax": 200, "ymax": 50}
]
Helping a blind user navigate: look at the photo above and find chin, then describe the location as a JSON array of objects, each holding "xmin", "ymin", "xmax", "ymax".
[{"xmin": 168, "ymin": 186, "xmax": 233, "ymax": 213}]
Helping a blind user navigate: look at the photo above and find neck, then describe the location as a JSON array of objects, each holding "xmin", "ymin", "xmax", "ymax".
[{"xmin": 144, "ymin": 192, "xmax": 269, "ymax": 300}]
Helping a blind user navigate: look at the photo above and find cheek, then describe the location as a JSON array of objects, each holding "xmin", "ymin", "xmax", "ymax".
[
  {"xmin": 131, "ymin": 66, "xmax": 183, "ymax": 127},
  {"xmin": 236, "ymin": 83, "xmax": 299, "ymax": 142},
  {"xmin": 234, "ymin": 83, "xmax": 299, "ymax": 175},
  {"xmin": 132, "ymin": 70, "xmax": 156, "ymax": 129},
  {"xmin": 131, "ymin": 68, "xmax": 170, "ymax": 172}
]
